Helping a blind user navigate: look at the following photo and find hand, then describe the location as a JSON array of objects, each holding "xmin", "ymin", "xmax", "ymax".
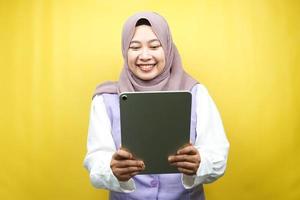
[
  {"xmin": 168, "ymin": 144, "xmax": 201, "ymax": 175},
  {"xmin": 110, "ymin": 148, "xmax": 145, "ymax": 181}
]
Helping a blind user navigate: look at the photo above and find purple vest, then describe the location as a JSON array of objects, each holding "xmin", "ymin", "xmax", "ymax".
[{"xmin": 102, "ymin": 85, "xmax": 205, "ymax": 200}]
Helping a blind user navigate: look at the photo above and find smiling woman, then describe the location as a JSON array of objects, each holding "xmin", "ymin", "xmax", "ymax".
[
  {"xmin": 83, "ymin": 11, "xmax": 229, "ymax": 200},
  {"xmin": 1, "ymin": 0, "xmax": 299, "ymax": 199},
  {"xmin": 127, "ymin": 22, "xmax": 166, "ymax": 81}
]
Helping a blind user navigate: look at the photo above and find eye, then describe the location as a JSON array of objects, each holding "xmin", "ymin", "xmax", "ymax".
[
  {"xmin": 150, "ymin": 45, "xmax": 161, "ymax": 49},
  {"xmin": 129, "ymin": 46, "xmax": 140, "ymax": 50}
]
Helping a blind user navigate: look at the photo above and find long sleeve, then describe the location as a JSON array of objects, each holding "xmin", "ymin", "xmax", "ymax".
[
  {"xmin": 83, "ymin": 95, "xmax": 135, "ymax": 192},
  {"xmin": 182, "ymin": 84, "xmax": 230, "ymax": 188}
]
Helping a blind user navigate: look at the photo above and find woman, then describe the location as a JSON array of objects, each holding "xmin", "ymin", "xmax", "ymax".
[{"xmin": 84, "ymin": 11, "xmax": 229, "ymax": 200}]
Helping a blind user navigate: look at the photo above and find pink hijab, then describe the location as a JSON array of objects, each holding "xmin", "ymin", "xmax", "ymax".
[{"xmin": 93, "ymin": 11, "xmax": 197, "ymax": 96}]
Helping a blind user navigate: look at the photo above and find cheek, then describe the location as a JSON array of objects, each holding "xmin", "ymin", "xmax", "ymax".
[
  {"xmin": 157, "ymin": 51, "xmax": 166, "ymax": 66},
  {"xmin": 127, "ymin": 52, "xmax": 136, "ymax": 65}
]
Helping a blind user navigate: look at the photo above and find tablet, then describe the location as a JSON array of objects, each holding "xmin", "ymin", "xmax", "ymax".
[{"xmin": 119, "ymin": 91, "xmax": 191, "ymax": 174}]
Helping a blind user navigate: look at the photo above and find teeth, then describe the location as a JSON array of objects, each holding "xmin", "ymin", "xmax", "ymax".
[{"xmin": 138, "ymin": 64, "xmax": 155, "ymax": 71}]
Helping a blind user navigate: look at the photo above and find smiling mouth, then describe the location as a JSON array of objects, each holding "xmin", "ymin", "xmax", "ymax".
[{"xmin": 137, "ymin": 64, "xmax": 156, "ymax": 72}]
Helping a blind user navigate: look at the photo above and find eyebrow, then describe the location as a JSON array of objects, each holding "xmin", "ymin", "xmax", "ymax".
[{"xmin": 129, "ymin": 39, "xmax": 161, "ymax": 44}]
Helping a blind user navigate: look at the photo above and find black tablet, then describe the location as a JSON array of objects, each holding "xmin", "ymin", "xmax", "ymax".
[{"xmin": 119, "ymin": 91, "xmax": 191, "ymax": 174}]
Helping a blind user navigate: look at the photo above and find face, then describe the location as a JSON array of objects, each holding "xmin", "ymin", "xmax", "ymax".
[{"xmin": 127, "ymin": 25, "xmax": 166, "ymax": 81}]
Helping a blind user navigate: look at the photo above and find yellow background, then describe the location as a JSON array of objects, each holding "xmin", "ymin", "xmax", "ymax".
[{"xmin": 1, "ymin": 0, "xmax": 299, "ymax": 199}]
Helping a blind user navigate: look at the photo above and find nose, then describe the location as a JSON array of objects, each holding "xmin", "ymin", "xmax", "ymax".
[{"xmin": 138, "ymin": 49, "xmax": 151, "ymax": 60}]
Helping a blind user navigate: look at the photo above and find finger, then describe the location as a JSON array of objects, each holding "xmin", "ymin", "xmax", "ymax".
[
  {"xmin": 178, "ymin": 167, "xmax": 196, "ymax": 175},
  {"xmin": 130, "ymin": 171, "xmax": 140, "ymax": 177},
  {"xmin": 177, "ymin": 145, "xmax": 198, "ymax": 155},
  {"xmin": 179, "ymin": 143, "xmax": 192, "ymax": 149},
  {"xmin": 113, "ymin": 149, "xmax": 133, "ymax": 160},
  {"xmin": 113, "ymin": 160, "xmax": 145, "ymax": 168},
  {"xmin": 115, "ymin": 166, "xmax": 145, "ymax": 175},
  {"xmin": 168, "ymin": 154, "xmax": 200, "ymax": 164},
  {"xmin": 117, "ymin": 171, "xmax": 143, "ymax": 181},
  {"xmin": 116, "ymin": 174, "xmax": 132, "ymax": 182},
  {"xmin": 170, "ymin": 161, "xmax": 199, "ymax": 171}
]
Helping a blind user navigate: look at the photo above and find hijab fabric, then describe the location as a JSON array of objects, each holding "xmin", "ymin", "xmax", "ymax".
[{"xmin": 93, "ymin": 11, "xmax": 198, "ymax": 97}]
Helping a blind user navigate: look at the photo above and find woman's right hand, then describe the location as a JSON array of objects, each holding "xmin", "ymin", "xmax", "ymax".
[{"xmin": 110, "ymin": 148, "xmax": 145, "ymax": 181}]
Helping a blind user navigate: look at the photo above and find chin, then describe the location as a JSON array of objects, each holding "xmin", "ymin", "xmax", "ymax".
[
  {"xmin": 136, "ymin": 72, "xmax": 157, "ymax": 81},
  {"xmin": 135, "ymin": 70, "xmax": 158, "ymax": 81},
  {"xmin": 138, "ymin": 75, "xmax": 155, "ymax": 81}
]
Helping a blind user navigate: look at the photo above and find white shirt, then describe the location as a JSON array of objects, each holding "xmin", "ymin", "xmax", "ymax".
[{"xmin": 83, "ymin": 84, "xmax": 230, "ymax": 192}]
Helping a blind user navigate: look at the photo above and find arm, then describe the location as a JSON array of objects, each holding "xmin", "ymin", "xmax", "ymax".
[
  {"xmin": 185, "ymin": 84, "xmax": 229, "ymax": 187},
  {"xmin": 83, "ymin": 95, "xmax": 139, "ymax": 192},
  {"xmin": 169, "ymin": 84, "xmax": 230, "ymax": 188}
]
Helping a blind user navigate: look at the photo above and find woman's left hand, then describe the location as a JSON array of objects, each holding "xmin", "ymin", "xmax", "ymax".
[{"xmin": 168, "ymin": 144, "xmax": 201, "ymax": 175}]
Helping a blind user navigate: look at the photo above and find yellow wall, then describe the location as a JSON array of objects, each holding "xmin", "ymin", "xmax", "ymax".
[{"xmin": 0, "ymin": 0, "xmax": 299, "ymax": 199}]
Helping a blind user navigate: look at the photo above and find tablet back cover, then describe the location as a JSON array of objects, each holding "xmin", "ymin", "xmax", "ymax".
[{"xmin": 120, "ymin": 91, "xmax": 191, "ymax": 174}]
